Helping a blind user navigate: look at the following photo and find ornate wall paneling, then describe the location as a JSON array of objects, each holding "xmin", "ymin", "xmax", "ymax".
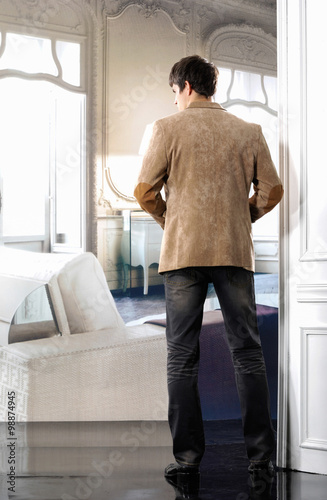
[
  {"xmin": 196, "ymin": 0, "xmax": 277, "ymax": 46},
  {"xmin": 205, "ymin": 24, "xmax": 277, "ymax": 75},
  {"xmin": 298, "ymin": 0, "xmax": 327, "ymax": 265},
  {"xmin": 300, "ymin": 327, "xmax": 327, "ymax": 451}
]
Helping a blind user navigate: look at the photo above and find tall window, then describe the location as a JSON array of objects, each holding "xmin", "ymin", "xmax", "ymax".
[
  {"xmin": 216, "ymin": 67, "xmax": 278, "ymax": 241},
  {"xmin": 0, "ymin": 31, "xmax": 86, "ymax": 252}
]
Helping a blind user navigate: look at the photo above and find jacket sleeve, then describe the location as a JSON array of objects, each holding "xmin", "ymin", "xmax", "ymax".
[
  {"xmin": 249, "ymin": 127, "xmax": 284, "ymax": 223},
  {"xmin": 134, "ymin": 121, "xmax": 167, "ymax": 229}
]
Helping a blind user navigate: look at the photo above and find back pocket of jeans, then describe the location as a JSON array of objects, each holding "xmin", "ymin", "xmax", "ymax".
[
  {"xmin": 226, "ymin": 266, "xmax": 253, "ymax": 289},
  {"xmin": 165, "ymin": 268, "xmax": 196, "ymax": 286}
]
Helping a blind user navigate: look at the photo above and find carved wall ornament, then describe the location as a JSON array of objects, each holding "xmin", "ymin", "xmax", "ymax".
[
  {"xmin": 104, "ymin": 0, "xmax": 191, "ymax": 34},
  {"xmin": 196, "ymin": 3, "xmax": 226, "ymax": 43},
  {"xmin": 220, "ymin": 0, "xmax": 276, "ymax": 14},
  {"xmin": 0, "ymin": 0, "xmax": 87, "ymax": 34},
  {"xmin": 139, "ymin": 0, "xmax": 163, "ymax": 18},
  {"xmin": 98, "ymin": 188, "xmax": 114, "ymax": 210},
  {"xmin": 205, "ymin": 24, "xmax": 277, "ymax": 75}
]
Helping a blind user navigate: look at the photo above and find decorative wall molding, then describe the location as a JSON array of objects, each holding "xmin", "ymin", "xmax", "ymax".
[
  {"xmin": 299, "ymin": 0, "xmax": 309, "ymax": 264},
  {"xmin": 195, "ymin": 3, "xmax": 226, "ymax": 46},
  {"xmin": 299, "ymin": 0, "xmax": 327, "ymax": 263},
  {"xmin": 300, "ymin": 250, "xmax": 327, "ymax": 262},
  {"xmin": 300, "ymin": 328, "xmax": 327, "ymax": 451},
  {"xmin": 104, "ymin": 0, "xmax": 191, "ymax": 35},
  {"xmin": 82, "ymin": 0, "xmax": 103, "ymax": 255},
  {"xmin": 219, "ymin": 0, "xmax": 276, "ymax": 13},
  {"xmin": 297, "ymin": 284, "xmax": 327, "ymax": 303},
  {"xmin": 254, "ymin": 239, "xmax": 278, "ymax": 260},
  {"xmin": 0, "ymin": 0, "xmax": 88, "ymax": 35},
  {"xmin": 205, "ymin": 24, "xmax": 277, "ymax": 75}
]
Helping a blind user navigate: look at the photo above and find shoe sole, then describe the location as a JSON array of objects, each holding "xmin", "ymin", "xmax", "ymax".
[{"xmin": 164, "ymin": 465, "xmax": 200, "ymax": 477}]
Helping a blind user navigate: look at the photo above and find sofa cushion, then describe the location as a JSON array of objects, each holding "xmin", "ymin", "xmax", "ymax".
[{"xmin": 55, "ymin": 253, "xmax": 125, "ymax": 334}]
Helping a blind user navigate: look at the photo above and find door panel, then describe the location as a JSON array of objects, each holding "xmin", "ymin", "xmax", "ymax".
[{"xmin": 278, "ymin": 0, "xmax": 327, "ymax": 474}]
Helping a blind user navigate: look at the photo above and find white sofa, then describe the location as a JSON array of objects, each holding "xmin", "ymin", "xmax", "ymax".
[{"xmin": 0, "ymin": 247, "xmax": 168, "ymax": 422}]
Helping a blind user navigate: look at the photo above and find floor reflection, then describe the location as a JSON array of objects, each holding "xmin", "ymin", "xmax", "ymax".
[{"xmin": 1, "ymin": 420, "xmax": 327, "ymax": 499}]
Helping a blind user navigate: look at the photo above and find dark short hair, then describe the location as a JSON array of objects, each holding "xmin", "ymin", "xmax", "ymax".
[{"xmin": 169, "ymin": 55, "xmax": 218, "ymax": 98}]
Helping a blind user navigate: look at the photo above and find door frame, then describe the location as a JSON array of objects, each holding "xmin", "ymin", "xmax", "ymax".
[{"xmin": 276, "ymin": 0, "xmax": 289, "ymax": 469}]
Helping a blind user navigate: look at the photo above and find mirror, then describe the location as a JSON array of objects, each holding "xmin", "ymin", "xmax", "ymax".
[
  {"xmin": 9, "ymin": 285, "xmax": 60, "ymax": 344},
  {"xmin": 105, "ymin": 4, "xmax": 187, "ymax": 204},
  {"xmin": 100, "ymin": 2, "xmax": 278, "ymax": 294},
  {"xmin": 104, "ymin": 4, "xmax": 277, "ymax": 208}
]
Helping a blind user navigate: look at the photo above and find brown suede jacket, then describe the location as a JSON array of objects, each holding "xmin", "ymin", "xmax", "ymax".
[{"xmin": 134, "ymin": 101, "xmax": 283, "ymax": 273}]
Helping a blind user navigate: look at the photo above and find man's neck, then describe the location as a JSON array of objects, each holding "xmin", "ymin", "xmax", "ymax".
[{"xmin": 188, "ymin": 93, "xmax": 212, "ymax": 106}]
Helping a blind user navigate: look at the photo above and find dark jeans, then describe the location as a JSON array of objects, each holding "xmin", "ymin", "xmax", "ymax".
[{"xmin": 163, "ymin": 266, "xmax": 275, "ymax": 467}]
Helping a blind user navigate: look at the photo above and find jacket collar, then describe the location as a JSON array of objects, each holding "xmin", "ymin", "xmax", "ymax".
[{"xmin": 187, "ymin": 101, "xmax": 226, "ymax": 111}]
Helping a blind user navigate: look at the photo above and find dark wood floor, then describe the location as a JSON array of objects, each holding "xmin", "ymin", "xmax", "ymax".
[{"xmin": 1, "ymin": 420, "xmax": 327, "ymax": 499}]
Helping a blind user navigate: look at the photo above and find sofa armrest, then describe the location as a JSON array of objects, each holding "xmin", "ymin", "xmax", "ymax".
[{"xmin": 0, "ymin": 325, "xmax": 167, "ymax": 422}]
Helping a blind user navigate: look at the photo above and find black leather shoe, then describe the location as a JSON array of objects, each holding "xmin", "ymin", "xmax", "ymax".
[
  {"xmin": 248, "ymin": 460, "xmax": 275, "ymax": 479},
  {"xmin": 165, "ymin": 462, "xmax": 200, "ymax": 477},
  {"xmin": 248, "ymin": 460, "xmax": 275, "ymax": 499},
  {"xmin": 165, "ymin": 475, "xmax": 200, "ymax": 499}
]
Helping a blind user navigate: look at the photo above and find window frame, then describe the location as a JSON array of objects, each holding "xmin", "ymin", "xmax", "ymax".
[{"xmin": 0, "ymin": 25, "xmax": 88, "ymax": 253}]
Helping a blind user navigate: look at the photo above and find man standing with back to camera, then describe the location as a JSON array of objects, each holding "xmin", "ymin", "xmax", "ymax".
[{"xmin": 134, "ymin": 55, "xmax": 283, "ymax": 484}]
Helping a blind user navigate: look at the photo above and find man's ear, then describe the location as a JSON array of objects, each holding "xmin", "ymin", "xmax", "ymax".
[{"xmin": 184, "ymin": 81, "xmax": 192, "ymax": 95}]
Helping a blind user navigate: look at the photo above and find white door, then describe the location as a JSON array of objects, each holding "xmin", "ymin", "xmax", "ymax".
[{"xmin": 278, "ymin": 0, "xmax": 327, "ymax": 474}]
